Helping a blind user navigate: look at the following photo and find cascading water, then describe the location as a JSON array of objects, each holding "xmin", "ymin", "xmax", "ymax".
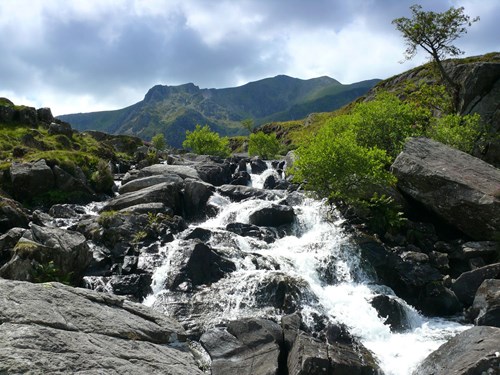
[{"xmin": 139, "ymin": 164, "xmax": 468, "ymax": 375}]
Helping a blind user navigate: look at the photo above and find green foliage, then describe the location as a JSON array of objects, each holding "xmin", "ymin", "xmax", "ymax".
[
  {"xmin": 392, "ymin": 5, "xmax": 479, "ymax": 62},
  {"xmin": 183, "ymin": 124, "xmax": 231, "ymax": 157},
  {"xmin": 248, "ymin": 132, "xmax": 280, "ymax": 159},
  {"xmin": 241, "ymin": 118, "xmax": 254, "ymax": 133},
  {"xmin": 348, "ymin": 93, "xmax": 427, "ymax": 158},
  {"xmin": 365, "ymin": 193, "xmax": 406, "ymax": 235},
  {"xmin": 97, "ymin": 210, "xmax": 119, "ymax": 226},
  {"xmin": 427, "ymin": 113, "xmax": 484, "ymax": 153},
  {"xmin": 292, "ymin": 127, "xmax": 395, "ymax": 202},
  {"xmin": 151, "ymin": 133, "xmax": 167, "ymax": 150},
  {"xmin": 404, "ymin": 82, "xmax": 453, "ymax": 115},
  {"xmin": 90, "ymin": 159, "xmax": 114, "ymax": 193},
  {"xmin": 32, "ymin": 261, "xmax": 73, "ymax": 285}
]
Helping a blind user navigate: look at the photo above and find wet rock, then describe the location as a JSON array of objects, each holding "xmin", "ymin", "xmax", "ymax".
[
  {"xmin": 469, "ymin": 279, "xmax": 500, "ymax": 327},
  {"xmin": 109, "ymin": 273, "xmax": 152, "ymax": 302},
  {"xmin": 391, "ymin": 137, "xmax": 500, "ymax": 240},
  {"xmin": 0, "ymin": 279, "xmax": 203, "ymax": 375},
  {"xmin": 119, "ymin": 174, "xmax": 183, "ymax": 194},
  {"xmin": 218, "ymin": 184, "xmax": 284, "ymax": 202},
  {"xmin": 200, "ymin": 318, "xmax": 282, "ymax": 375},
  {"xmin": 451, "ymin": 262, "xmax": 500, "ymax": 306},
  {"xmin": 0, "ymin": 197, "xmax": 29, "ymax": 232},
  {"xmin": 226, "ymin": 222, "xmax": 277, "ymax": 243},
  {"xmin": 183, "ymin": 178, "xmax": 214, "ymax": 219},
  {"xmin": 250, "ymin": 158, "xmax": 268, "ymax": 174},
  {"xmin": 194, "ymin": 161, "xmax": 232, "ymax": 186},
  {"xmin": 249, "ymin": 204, "xmax": 295, "ymax": 227},
  {"xmin": 370, "ymin": 294, "xmax": 411, "ymax": 332},
  {"xmin": 414, "ymin": 326, "xmax": 500, "ymax": 375},
  {"xmin": 183, "ymin": 227, "xmax": 214, "ymax": 242},
  {"xmin": 418, "ymin": 282, "xmax": 462, "ymax": 316},
  {"xmin": 0, "ymin": 224, "xmax": 92, "ymax": 285},
  {"xmin": 281, "ymin": 312, "xmax": 302, "ymax": 350},
  {"xmin": 48, "ymin": 204, "xmax": 79, "ymax": 218},
  {"xmin": 102, "ymin": 182, "xmax": 183, "ymax": 214},
  {"xmin": 263, "ymin": 174, "xmax": 277, "ymax": 189},
  {"xmin": 166, "ymin": 240, "xmax": 236, "ymax": 291},
  {"xmin": 9, "ymin": 159, "xmax": 55, "ymax": 201}
]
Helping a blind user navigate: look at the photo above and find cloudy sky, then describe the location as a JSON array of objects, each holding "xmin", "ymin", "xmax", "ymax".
[{"xmin": 1, "ymin": 0, "xmax": 498, "ymax": 116}]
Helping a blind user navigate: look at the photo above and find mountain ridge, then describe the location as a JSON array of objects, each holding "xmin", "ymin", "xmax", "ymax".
[{"xmin": 58, "ymin": 74, "xmax": 379, "ymax": 147}]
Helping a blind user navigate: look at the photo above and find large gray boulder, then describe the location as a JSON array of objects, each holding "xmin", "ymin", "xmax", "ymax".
[
  {"xmin": 119, "ymin": 174, "xmax": 183, "ymax": 194},
  {"xmin": 200, "ymin": 318, "xmax": 282, "ymax": 375},
  {"xmin": 139, "ymin": 163, "xmax": 200, "ymax": 180},
  {"xmin": 0, "ymin": 197, "xmax": 29, "ymax": 232},
  {"xmin": 451, "ymin": 262, "xmax": 500, "ymax": 306},
  {"xmin": 102, "ymin": 181, "xmax": 183, "ymax": 214},
  {"xmin": 249, "ymin": 204, "xmax": 295, "ymax": 227},
  {"xmin": 10, "ymin": 159, "xmax": 55, "ymax": 201},
  {"xmin": 413, "ymin": 326, "xmax": 500, "ymax": 375},
  {"xmin": 0, "ymin": 224, "xmax": 92, "ymax": 284},
  {"xmin": 469, "ymin": 279, "xmax": 500, "ymax": 327},
  {"xmin": 0, "ymin": 279, "xmax": 203, "ymax": 375},
  {"xmin": 391, "ymin": 137, "xmax": 500, "ymax": 240}
]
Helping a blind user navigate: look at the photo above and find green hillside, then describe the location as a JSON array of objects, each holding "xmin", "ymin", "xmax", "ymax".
[{"xmin": 59, "ymin": 75, "xmax": 379, "ymax": 147}]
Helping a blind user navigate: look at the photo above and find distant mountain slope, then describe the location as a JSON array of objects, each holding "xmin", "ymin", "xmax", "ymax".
[{"xmin": 59, "ymin": 75, "xmax": 379, "ymax": 147}]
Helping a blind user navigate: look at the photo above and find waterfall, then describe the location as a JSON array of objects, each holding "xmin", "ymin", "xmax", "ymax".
[{"xmin": 142, "ymin": 163, "xmax": 469, "ymax": 375}]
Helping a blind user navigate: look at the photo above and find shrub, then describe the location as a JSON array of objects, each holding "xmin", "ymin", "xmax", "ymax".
[
  {"xmin": 151, "ymin": 133, "xmax": 167, "ymax": 150},
  {"xmin": 248, "ymin": 132, "xmax": 280, "ymax": 159},
  {"xmin": 90, "ymin": 160, "xmax": 114, "ymax": 193},
  {"xmin": 427, "ymin": 113, "xmax": 483, "ymax": 153},
  {"xmin": 291, "ymin": 126, "xmax": 395, "ymax": 202},
  {"xmin": 183, "ymin": 124, "xmax": 231, "ymax": 157}
]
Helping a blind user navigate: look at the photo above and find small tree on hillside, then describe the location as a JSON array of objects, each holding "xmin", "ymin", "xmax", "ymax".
[
  {"xmin": 392, "ymin": 5, "xmax": 479, "ymax": 111},
  {"xmin": 183, "ymin": 124, "xmax": 231, "ymax": 157},
  {"xmin": 151, "ymin": 133, "xmax": 167, "ymax": 151},
  {"xmin": 241, "ymin": 118, "xmax": 254, "ymax": 133}
]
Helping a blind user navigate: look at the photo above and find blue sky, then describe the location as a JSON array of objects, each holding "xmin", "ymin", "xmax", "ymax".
[{"xmin": 0, "ymin": 0, "xmax": 498, "ymax": 115}]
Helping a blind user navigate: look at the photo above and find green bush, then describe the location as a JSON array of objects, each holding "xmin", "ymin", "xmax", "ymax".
[
  {"xmin": 90, "ymin": 159, "xmax": 114, "ymax": 193},
  {"xmin": 183, "ymin": 124, "xmax": 231, "ymax": 157},
  {"xmin": 151, "ymin": 133, "xmax": 167, "ymax": 150},
  {"xmin": 291, "ymin": 126, "xmax": 395, "ymax": 202},
  {"xmin": 248, "ymin": 132, "xmax": 280, "ymax": 159},
  {"xmin": 427, "ymin": 113, "xmax": 483, "ymax": 153}
]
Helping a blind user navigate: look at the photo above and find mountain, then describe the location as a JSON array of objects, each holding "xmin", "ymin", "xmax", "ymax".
[{"xmin": 58, "ymin": 75, "xmax": 380, "ymax": 147}]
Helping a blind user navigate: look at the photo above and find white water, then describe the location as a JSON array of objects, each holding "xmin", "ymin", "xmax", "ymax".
[{"xmin": 143, "ymin": 166, "xmax": 469, "ymax": 375}]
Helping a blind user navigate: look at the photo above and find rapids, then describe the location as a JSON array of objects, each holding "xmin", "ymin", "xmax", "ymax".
[{"xmin": 140, "ymin": 164, "xmax": 469, "ymax": 375}]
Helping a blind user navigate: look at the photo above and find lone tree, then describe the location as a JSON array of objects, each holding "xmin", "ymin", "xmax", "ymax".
[{"xmin": 392, "ymin": 5, "xmax": 479, "ymax": 110}]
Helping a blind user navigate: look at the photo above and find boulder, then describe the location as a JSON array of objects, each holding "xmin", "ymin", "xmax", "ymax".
[
  {"xmin": 0, "ymin": 279, "xmax": 203, "ymax": 375},
  {"xmin": 52, "ymin": 165, "xmax": 95, "ymax": 201},
  {"xmin": 36, "ymin": 107, "xmax": 54, "ymax": 123},
  {"xmin": 102, "ymin": 182, "xmax": 183, "ymax": 214},
  {"xmin": 119, "ymin": 174, "xmax": 183, "ymax": 194},
  {"xmin": 200, "ymin": 318, "xmax": 282, "ymax": 375},
  {"xmin": 226, "ymin": 222, "xmax": 277, "ymax": 243},
  {"xmin": 288, "ymin": 332, "xmax": 380, "ymax": 375},
  {"xmin": 250, "ymin": 158, "xmax": 268, "ymax": 174},
  {"xmin": 48, "ymin": 121, "xmax": 73, "ymax": 138},
  {"xmin": 249, "ymin": 204, "xmax": 295, "ymax": 227},
  {"xmin": 119, "ymin": 202, "xmax": 172, "ymax": 216},
  {"xmin": 469, "ymin": 279, "xmax": 500, "ymax": 327},
  {"xmin": 166, "ymin": 240, "xmax": 236, "ymax": 291},
  {"xmin": 139, "ymin": 163, "xmax": 200, "ymax": 180},
  {"xmin": 414, "ymin": 326, "xmax": 500, "ymax": 375},
  {"xmin": 218, "ymin": 184, "xmax": 285, "ymax": 202},
  {"xmin": 391, "ymin": 137, "xmax": 500, "ymax": 240},
  {"xmin": 0, "ymin": 197, "xmax": 29, "ymax": 232},
  {"xmin": 451, "ymin": 262, "xmax": 500, "ymax": 306},
  {"xmin": 194, "ymin": 162, "xmax": 232, "ymax": 186},
  {"xmin": 10, "ymin": 159, "xmax": 55, "ymax": 201},
  {"xmin": 370, "ymin": 294, "xmax": 411, "ymax": 332},
  {"xmin": 0, "ymin": 224, "xmax": 92, "ymax": 284},
  {"xmin": 183, "ymin": 178, "xmax": 214, "ymax": 219}
]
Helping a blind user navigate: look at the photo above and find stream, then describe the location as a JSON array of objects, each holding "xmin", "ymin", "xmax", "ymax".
[{"xmin": 134, "ymin": 164, "xmax": 469, "ymax": 375}]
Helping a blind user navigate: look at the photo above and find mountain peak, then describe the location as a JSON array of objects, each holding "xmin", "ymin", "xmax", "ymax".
[{"xmin": 144, "ymin": 83, "xmax": 200, "ymax": 103}]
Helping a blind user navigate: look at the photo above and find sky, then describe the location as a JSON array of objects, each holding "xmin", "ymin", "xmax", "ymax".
[{"xmin": 0, "ymin": 0, "xmax": 498, "ymax": 116}]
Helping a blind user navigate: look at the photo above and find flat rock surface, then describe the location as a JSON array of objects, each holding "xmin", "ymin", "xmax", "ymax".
[{"xmin": 0, "ymin": 279, "xmax": 203, "ymax": 374}]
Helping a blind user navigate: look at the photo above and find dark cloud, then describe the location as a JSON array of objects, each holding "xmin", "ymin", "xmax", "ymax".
[{"xmin": 0, "ymin": 0, "xmax": 498, "ymax": 115}]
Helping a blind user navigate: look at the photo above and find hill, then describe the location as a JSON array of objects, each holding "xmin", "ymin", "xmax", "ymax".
[{"xmin": 58, "ymin": 75, "xmax": 379, "ymax": 147}]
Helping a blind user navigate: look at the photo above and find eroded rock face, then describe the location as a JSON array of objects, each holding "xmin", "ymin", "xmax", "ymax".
[
  {"xmin": 0, "ymin": 279, "xmax": 203, "ymax": 375},
  {"xmin": 414, "ymin": 326, "xmax": 500, "ymax": 375},
  {"xmin": 391, "ymin": 137, "xmax": 500, "ymax": 240}
]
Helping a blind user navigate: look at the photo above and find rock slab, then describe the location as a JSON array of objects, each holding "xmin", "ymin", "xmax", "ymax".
[
  {"xmin": 391, "ymin": 137, "xmax": 500, "ymax": 240},
  {"xmin": 0, "ymin": 279, "xmax": 203, "ymax": 374}
]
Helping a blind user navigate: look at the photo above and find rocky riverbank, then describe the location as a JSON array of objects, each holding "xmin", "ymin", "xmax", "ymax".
[{"xmin": 0, "ymin": 136, "xmax": 499, "ymax": 374}]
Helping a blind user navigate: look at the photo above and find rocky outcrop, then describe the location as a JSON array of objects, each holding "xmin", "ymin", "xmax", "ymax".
[
  {"xmin": 391, "ymin": 137, "xmax": 500, "ymax": 240},
  {"xmin": 10, "ymin": 159, "xmax": 56, "ymax": 200},
  {"xmin": 0, "ymin": 279, "xmax": 203, "ymax": 375},
  {"xmin": 249, "ymin": 203, "xmax": 295, "ymax": 227},
  {"xmin": 200, "ymin": 318, "xmax": 282, "ymax": 375},
  {"xmin": 414, "ymin": 326, "xmax": 500, "ymax": 375},
  {"xmin": 0, "ymin": 197, "xmax": 29, "ymax": 232},
  {"xmin": 0, "ymin": 224, "xmax": 92, "ymax": 285},
  {"xmin": 451, "ymin": 262, "xmax": 500, "ymax": 306},
  {"xmin": 468, "ymin": 279, "xmax": 500, "ymax": 327}
]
